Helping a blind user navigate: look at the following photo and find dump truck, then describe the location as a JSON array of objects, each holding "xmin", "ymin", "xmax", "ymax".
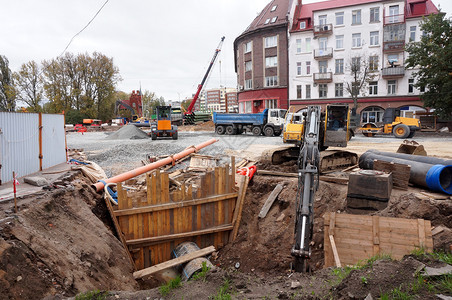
[
  {"xmin": 360, "ymin": 108, "xmax": 420, "ymax": 138},
  {"xmin": 213, "ymin": 108, "xmax": 287, "ymax": 136}
]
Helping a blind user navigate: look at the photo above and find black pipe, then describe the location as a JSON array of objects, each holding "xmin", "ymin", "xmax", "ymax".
[
  {"xmin": 359, "ymin": 151, "xmax": 452, "ymax": 195},
  {"xmin": 367, "ymin": 149, "xmax": 452, "ymax": 165}
]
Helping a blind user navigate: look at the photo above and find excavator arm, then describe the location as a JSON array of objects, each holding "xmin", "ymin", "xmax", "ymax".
[{"xmin": 291, "ymin": 106, "xmax": 322, "ymax": 272}]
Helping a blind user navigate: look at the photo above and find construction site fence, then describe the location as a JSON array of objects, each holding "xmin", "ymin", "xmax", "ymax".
[{"xmin": 0, "ymin": 112, "xmax": 66, "ymax": 184}]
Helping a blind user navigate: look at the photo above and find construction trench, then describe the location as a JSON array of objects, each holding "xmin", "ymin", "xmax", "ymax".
[{"xmin": 0, "ymin": 125, "xmax": 451, "ymax": 299}]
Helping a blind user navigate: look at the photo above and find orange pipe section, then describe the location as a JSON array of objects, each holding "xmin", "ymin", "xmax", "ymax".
[{"xmin": 93, "ymin": 138, "xmax": 219, "ymax": 192}]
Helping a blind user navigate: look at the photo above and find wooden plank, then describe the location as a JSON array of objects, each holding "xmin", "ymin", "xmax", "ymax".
[
  {"xmin": 133, "ymin": 246, "xmax": 216, "ymax": 279},
  {"xmin": 230, "ymin": 175, "xmax": 249, "ymax": 242},
  {"xmin": 258, "ymin": 183, "xmax": 284, "ymax": 218},
  {"xmin": 320, "ymin": 176, "xmax": 349, "ymax": 184},
  {"xmin": 329, "ymin": 235, "xmax": 342, "ymax": 267},
  {"xmin": 231, "ymin": 156, "xmax": 235, "ymax": 193},
  {"xmin": 418, "ymin": 219, "xmax": 426, "ymax": 248},
  {"xmin": 329, "ymin": 212, "xmax": 336, "ymax": 236},
  {"xmin": 256, "ymin": 170, "xmax": 298, "ymax": 177},
  {"xmin": 373, "ymin": 160, "xmax": 410, "ymax": 190},
  {"xmin": 114, "ymin": 193, "xmax": 238, "ymax": 216},
  {"xmin": 420, "ymin": 191, "xmax": 449, "ymax": 200},
  {"xmin": 372, "ymin": 216, "xmax": 380, "ymax": 255},
  {"xmin": 432, "ymin": 226, "xmax": 446, "ymax": 236},
  {"xmin": 127, "ymin": 224, "xmax": 234, "ymax": 247}
]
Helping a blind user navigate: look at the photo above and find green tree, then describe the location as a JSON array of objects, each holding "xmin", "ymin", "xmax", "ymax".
[
  {"xmin": 141, "ymin": 90, "xmax": 165, "ymax": 118},
  {"xmin": 0, "ymin": 55, "xmax": 17, "ymax": 111},
  {"xmin": 405, "ymin": 12, "xmax": 452, "ymax": 118},
  {"xmin": 14, "ymin": 60, "xmax": 43, "ymax": 112}
]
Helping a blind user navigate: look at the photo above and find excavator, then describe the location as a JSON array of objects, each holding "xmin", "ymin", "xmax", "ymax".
[
  {"xmin": 263, "ymin": 104, "xmax": 357, "ymax": 173},
  {"xmin": 290, "ymin": 105, "xmax": 352, "ymax": 272}
]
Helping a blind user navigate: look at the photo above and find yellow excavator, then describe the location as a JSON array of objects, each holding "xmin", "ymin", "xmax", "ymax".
[{"xmin": 263, "ymin": 104, "xmax": 357, "ymax": 173}]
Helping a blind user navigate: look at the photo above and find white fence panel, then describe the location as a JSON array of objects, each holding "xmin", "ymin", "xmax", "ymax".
[
  {"xmin": 42, "ymin": 114, "xmax": 66, "ymax": 169},
  {"xmin": 0, "ymin": 112, "xmax": 40, "ymax": 184}
]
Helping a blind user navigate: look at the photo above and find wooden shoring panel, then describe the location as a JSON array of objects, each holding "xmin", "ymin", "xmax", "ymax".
[
  {"xmin": 373, "ymin": 160, "xmax": 411, "ymax": 190},
  {"xmin": 112, "ymin": 165, "xmax": 239, "ymax": 270},
  {"xmin": 323, "ymin": 213, "xmax": 433, "ymax": 268}
]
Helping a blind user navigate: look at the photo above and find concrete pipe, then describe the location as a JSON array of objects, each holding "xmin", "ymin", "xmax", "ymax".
[
  {"xmin": 359, "ymin": 151, "xmax": 452, "ymax": 195},
  {"xmin": 367, "ymin": 149, "xmax": 452, "ymax": 165}
]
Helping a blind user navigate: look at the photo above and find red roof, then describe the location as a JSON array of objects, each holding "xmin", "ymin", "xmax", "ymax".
[{"xmin": 292, "ymin": 0, "xmax": 438, "ymax": 31}]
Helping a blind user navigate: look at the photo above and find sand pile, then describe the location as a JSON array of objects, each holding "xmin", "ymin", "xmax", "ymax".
[{"xmin": 106, "ymin": 124, "xmax": 149, "ymax": 140}]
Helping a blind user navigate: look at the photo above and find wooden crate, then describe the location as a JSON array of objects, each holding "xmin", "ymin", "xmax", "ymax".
[
  {"xmin": 108, "ymin": 164, "xmax": 240, "ymax": 271},
  {"xmin": 324, "ymin": 212, "xmax": 433, "ymax": 268},
  {"xmin": 373, "ymin": 160, "xmax": 411, "ymax": 190}
]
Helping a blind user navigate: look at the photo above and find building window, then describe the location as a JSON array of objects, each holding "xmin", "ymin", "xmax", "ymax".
[
  {"xmin": 265, "ymin": 99, "xmax": 277, "ymax": 108},
  {"xmin": 265, "ymin": 36, "xmax": 277, "ymax": 48},
  {"xmin": 336, "ymin": 12, "xmax": 344, "ymax": 26},
  {"xmin": 265, "ymin": 56, "xmax": 278, "ymax": 67},
  {"xmin": 306, "ymin": 84, "xmax": 311, "ymax": 99},
  {"xmin": 296, "ymin": 39, "xmax": 302, "ymax": 53},
  {"xmin": 300, "ymin": 21, "xmax": 306, "ymax": 29},
  {"xmin": 319, "ymin": 15, "xmax": 327, "ymax": 25},
  {"xmin": 369, "ymin": 81, "xmax": 378, "ymax": 95},
  {"xmin": 388, "ymin": 54, "xmax": 399, "ymax": 66},
  {"xmin": 369, "ymin": 56, "xmax": 379, "ymax": 71},
  {"xmin": 271, "ymin": 5, "xmax": 277, "ymax": 12},
  {"xmin": 361, "ymin": 106, "xmax": 384, "ymax": 123},
  {"xmin": 352, "ymin": 33, "xmax": 361, "ymax": 47},
  {"xmin": 370, "ymin": 31, "xmax": 379, "ymax": 46},
  {"xmin": 336, "ymin": 35, "xmax": 344, "ymax": 49},
  {"xmin": 271, "ymin": 16, "xmax": 277, "ymax": 23},
  {"xmin": 245, "ymin": 61, "xmax": 252, "ymax": 71},
  {"xmin": 245, "ymin": 79, "xmax": 252, "ymax": 90},
  {"xmin": 264, "ymin": 18, "xmax": 270, "ymax": 25},
  {"xmin": 244, "ymin": 42, "xmax": 252, "ymax": 53},
  {"xmin": 335, "ymin": 59, "xmax": 344, "ymax": 74},
  {"xmin": 245, "ymin": 101, "xmax": 252, "ymax": 113},
  {"xmin": 296, "ymin": 85, "xmax": 302, "ymax": 99},
  {"xmin": 410, "ymin": 26, "xmax": 416, "ymax": 42},
  {"xmin": 305, "ymin": 38, "xmax": 311, "ymax": 52},
  {"xmin": 352, "ymin": 10, "xmax": 361, "ymax": 25},
  {"xmin": 319, "ymin": 84, "xmax": 328, "ymax": 98},
  {"xmin": 319, "ymin": 61, "xmax": 327, "ymax": 73},
  {"xmin": 335, "ymin": 83, "xmax": 343, "ymax": 97},
  {"xmin": 370, "ymin": 7, "xmax": 380, "ymax": 22},
  {"xmin": 297, "ymin": 62, "xmax": 302, "ymax": 76},
  {"xmin": 389, "ymin": 5, "xmax": 400, "ymax": 23},
  {"xmin": 387, "ymin": 80, "xmax": 397, "ymax": 94},
  {"xmin": 306, "ymin": 61, "xmax": 311, "ymax": 75},
  {"xmin": 265, "ymin": 76, "xmax": 278, "ymax": 87},
  {"xmin": 408, "ymin": 78, "xmax": 414, "ymax": 93}
]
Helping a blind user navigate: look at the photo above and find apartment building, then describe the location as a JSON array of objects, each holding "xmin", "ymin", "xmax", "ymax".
[
  {"xmin": 287, "ymin": 0, "xmax": 437, "ymax": 124},
  {"xmin": 234, "ymin": 0, "xmax": 291, "ymax": 113},
  {"xmin": 205, "ymin": 87, "xmax": 238, "ymax": 112}
]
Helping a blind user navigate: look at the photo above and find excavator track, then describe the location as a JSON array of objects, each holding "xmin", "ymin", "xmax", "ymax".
[{"xmin": 261, "ymin": 146, "xmax": 357, "ymax": 173}]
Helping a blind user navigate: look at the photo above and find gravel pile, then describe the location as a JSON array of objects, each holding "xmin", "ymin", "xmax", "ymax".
[{"xmin": 105, "ymin": 124, "xmax": 149, "ymax": 140}]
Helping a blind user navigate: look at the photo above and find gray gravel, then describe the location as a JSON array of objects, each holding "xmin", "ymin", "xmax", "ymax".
[{"xmin": 67, "ymin": 131, "xmax": 282, "ymax": 176}]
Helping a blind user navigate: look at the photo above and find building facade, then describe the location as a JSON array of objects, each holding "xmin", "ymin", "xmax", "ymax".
[
  {"xmin": 287, "ymin": 0, "xmax": 438, "ymax": 124},
  {"xmin": 205, "ymin": 87, "xmax": 238, "ymax": 112},
  {"xmin": 234, "ymin": 0, "xmax": 291, "ymax": 114}
]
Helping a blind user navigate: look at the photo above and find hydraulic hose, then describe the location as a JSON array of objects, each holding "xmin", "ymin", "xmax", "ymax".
[{"xmin": 359, "ymin": 151, "xmax": 452, "ymax": 195}]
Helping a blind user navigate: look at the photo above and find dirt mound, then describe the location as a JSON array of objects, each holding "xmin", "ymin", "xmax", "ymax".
[
  {"xmin": 0, "ymin": 178, "xmax": 138, "ymax": 299},
  {"xmin": 179, "ymin": 120, "xmax": 214, "ymax": 132},
  {"xmin": 105, "ymin": 124, "xmax": 149, "ymax": 140}
]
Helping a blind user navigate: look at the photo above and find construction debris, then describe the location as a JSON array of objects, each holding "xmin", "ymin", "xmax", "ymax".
[
  {"xmin": 258, "ymin": 183, "xmax": 285, "ymax": 218},
  {"xmin": 106, "ymin": 124, "xmax": 149, "ymax": 140},
  {"xmin": 23, "ymin": 176, "xmax": 48, "ymax": 187}
]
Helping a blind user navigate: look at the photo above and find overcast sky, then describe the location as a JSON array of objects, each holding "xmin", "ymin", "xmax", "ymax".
[{"xmin": 2, "ymin": 0, "xmax": 451, "ymax": 103}]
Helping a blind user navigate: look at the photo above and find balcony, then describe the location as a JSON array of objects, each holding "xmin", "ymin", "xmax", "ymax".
[
  {"xmin": 314, "ymin": 47, "xmax": 333, "ymax": 60},
  {"xmin": 382, "ymin": 66, "xmax": 405, "ymax": 78},
  {"xmin": 383, "ymin": 40, "xmax": 405, "ymax": 52},
  {"xmin": 384, "ymin": 13, "xmax": 405, "ymax": 25},
  {"xmin": 313, "ymin": 72, "xmax": 333, "ymax": 83},
  {"xmin": 313, "ymin": 24, "xmax": 333, "ymax": 36}
]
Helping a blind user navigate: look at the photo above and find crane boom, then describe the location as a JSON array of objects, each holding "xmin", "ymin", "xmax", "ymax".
[{"xmin": 186, "ymin": 36, "xmax": 225, "ymax": 115}]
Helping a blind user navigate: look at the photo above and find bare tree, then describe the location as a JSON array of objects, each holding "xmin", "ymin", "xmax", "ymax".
[{"xmin": 344, "ymin": 53, "xmax": 377, "ymax": 126}]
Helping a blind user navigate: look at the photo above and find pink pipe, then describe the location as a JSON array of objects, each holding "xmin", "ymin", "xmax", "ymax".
[{"xmin": 93, "ymin": 138, "xmax": 219, "ymax": 192}]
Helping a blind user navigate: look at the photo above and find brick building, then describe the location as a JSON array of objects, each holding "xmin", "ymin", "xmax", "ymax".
[{"xmin": 234, "ymin": 0, "xmax": 291, "ymax": 113}]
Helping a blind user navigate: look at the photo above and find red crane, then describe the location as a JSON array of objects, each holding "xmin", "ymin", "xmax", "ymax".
[{"xmin": 185, "ymin": 36, "xmax": 225, "ymax": 123}]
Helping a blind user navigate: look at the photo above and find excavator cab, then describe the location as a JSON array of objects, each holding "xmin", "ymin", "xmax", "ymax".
[{"xmin": 324, "ymin": 104, "xmax": 350, "ymax": 147}]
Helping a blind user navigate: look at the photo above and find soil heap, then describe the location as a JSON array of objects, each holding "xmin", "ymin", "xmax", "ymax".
[{"xmin": 106, "ymin": 124, "xmax": 149, "ymax": 140}]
